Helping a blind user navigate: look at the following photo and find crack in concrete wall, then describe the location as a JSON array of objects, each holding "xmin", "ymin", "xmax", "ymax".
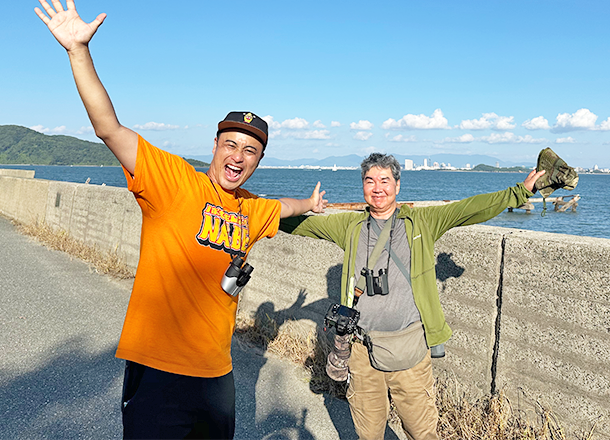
[{"xmin": 490, "ymin": 235, "xmax": 507, "ymax": 395}]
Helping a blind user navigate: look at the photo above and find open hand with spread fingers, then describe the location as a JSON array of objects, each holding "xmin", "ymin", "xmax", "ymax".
[{"xmin": 34, "ymin": 0, "xmax": 106, "ymax": 52}]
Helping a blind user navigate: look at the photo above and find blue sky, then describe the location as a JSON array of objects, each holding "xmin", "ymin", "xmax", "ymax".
[{"xmin": 2, "ymin": 0, "xmax": 609, "ymax": 167}]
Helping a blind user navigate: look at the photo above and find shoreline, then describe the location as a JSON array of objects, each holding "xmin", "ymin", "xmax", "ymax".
[{"xmin": 1, "ymin": 163, "xmax": 609, "ymax": 175}]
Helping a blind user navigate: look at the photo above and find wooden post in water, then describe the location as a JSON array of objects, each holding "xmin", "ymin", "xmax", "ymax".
[
  {"xmin": 554, "ymin": 194, "xmax": 580, "ymax": 212},
  {"xmin": 510, "ymin": 194, "xmax": 580, "ymax": 213}
]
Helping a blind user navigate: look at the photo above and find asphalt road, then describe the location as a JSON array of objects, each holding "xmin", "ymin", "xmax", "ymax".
[{"xmin": 1, "ymin": 216, "xmax": 408, "ymax": 440}]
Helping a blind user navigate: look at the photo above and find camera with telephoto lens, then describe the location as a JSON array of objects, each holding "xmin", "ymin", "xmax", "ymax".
[
  {"xmin": 221, "ymin": 256, "xmax": 254, "ymax": 296},
  {"xmin": 361, "ymin": 267, "xmax": 389, "ymax": 296},
  {"xmin": 324, "ymin": 303, "xmax": 360, "ymax": 336},
  {"xmin": 324, "ymin": 304, "xmax": 360, "ymax": 382}
]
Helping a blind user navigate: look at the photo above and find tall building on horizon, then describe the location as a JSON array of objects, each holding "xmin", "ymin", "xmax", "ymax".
[{"xmin": 405, "ymin": 159, "xmax": 414, "ymax": 170}]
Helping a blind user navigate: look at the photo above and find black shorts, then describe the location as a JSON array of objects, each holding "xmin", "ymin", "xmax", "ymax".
[{"xmin": 121, "ymin": 361, "xmax": 235, "ymax": 440}]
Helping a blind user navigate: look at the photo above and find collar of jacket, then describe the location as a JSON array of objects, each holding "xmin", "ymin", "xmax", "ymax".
[{"xmin": 362, "ymin": 203, "xmax": 414, "ymax": 221}]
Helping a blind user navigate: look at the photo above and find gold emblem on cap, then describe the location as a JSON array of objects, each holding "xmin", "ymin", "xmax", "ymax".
[{"xmin": 244, "ymin": 113, "xmax": 254, "ymax": 124}]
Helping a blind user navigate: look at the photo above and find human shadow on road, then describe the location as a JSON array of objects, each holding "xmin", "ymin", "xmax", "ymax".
[
  {"xmin": 233, "ymin": 292, "xmax": 320, "ymax": 440},
  {"xmin": 0, "ymin": 336, "xmax": 124, "ymax": 439}
]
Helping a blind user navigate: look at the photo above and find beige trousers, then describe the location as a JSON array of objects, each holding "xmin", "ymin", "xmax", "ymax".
[{"xmin": 346, "ymin": 342, "xmax": 439, "ymax": 440}]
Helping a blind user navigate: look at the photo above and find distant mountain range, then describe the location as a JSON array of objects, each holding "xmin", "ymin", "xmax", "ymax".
[
  {"xmin": 0, "ymin": 125, "xmax": 533, "ymax": 168},
  {"xmin": 188, "ymin": 153, "xmax": 534, "ymax": 169}
]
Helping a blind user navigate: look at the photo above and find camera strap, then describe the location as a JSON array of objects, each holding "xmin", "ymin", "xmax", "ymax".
[
  {"xmin": 368, "ymin": 214, "xmax": 411, "ymax": 288},
  {"xmin": 354, "ymin": 212, "xmax": 395, "ymax": 296}
]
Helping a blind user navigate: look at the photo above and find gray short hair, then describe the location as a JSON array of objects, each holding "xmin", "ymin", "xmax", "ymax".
[{"xmin": 361, "ymin": 153, "xmax": 401, "ymax": 181}]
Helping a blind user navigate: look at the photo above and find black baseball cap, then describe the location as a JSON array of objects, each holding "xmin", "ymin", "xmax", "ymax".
[{"xmin": 217, "ymin": 111, "xmax": 268, "ymax": 148}]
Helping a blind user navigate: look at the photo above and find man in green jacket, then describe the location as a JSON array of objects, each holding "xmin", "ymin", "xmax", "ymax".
[{"xmin": 282, "ymin": 153, "xmax": 544, "ymax": 440}]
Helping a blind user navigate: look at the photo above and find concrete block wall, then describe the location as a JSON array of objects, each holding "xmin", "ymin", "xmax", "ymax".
[
  {"xmin": 0, "ymin": 175, "xmax": 49, "ymax": 224},
  {"xmin": 44, "ymin": 181, "xmax": 142, "ymax": 268},
  {"xmin": 1, "ymin": 171, "xmax": 608, "ymax": 437},
  {"xmin": 498, "ymin": 230, "xmax": 610, "ymax": 437},
  {"xmin": 0, "ymin": 169, "xmax": 36, "ymax": 178},
  {"xmin": 243, "ymin": 224, "xmax": 610, "ymax": 438},
  {"xmin": 0, "ymin": 172, "xmax": 141, "ymax": 269},
  {"xmin": 432, "ymin": 226, "xmax": 504, "ymax": 397}
]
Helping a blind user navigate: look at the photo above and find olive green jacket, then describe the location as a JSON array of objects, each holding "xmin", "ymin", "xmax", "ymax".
[{"xmin": 281, "ymin": 183, "xmax": 533, "ymax": 347}]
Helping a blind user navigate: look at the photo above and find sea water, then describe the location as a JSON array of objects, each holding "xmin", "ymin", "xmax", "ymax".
[{"xmin": 2, "ymin": 165, "xmax": 608, "ymax": 239}]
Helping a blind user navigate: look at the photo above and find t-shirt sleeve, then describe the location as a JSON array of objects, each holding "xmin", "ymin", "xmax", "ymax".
[
  {"xmin": 123, "ymin": 135, "xmax": 194, "ymax": 218},
  {"xmin": 245, "ymin": 195, "xmax": 282, "ymax": 246}
]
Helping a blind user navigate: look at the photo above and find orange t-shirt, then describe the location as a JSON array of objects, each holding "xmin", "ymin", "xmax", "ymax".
[{"xmin": 115, "ymin": 136, "xmax": 281, "ymax": 377}]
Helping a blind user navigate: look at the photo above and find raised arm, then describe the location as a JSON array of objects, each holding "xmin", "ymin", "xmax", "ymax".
[
  {"xmin": 35, "ymin": 0, "xmax": 138, "ymax": 174},
  {"xmin": 279, "ymin": 181, "xmax": 328, "ymax": 218}
]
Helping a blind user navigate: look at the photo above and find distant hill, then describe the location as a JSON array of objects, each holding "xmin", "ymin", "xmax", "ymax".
[
  {"xmin": 0, "ymin": 125, "xmax": 119, "ymax": 166},
  {"xmin": 472, "ymin": 164, "xmax": 532, "ymax": 172},
  {"xmin": 183, "ymin": 158, "xmax": 209, "ymax": 167}
]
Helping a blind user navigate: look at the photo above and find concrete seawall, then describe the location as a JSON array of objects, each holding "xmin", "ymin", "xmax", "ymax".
[
  {"xmin": 0, "ymin": 170, "xmax": 142, "ymax": 268},
  {"xmin": 1, "ymin": 170, "xmax": 608, "ymax": 438}
]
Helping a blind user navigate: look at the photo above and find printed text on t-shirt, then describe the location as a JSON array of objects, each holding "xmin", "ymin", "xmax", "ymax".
[{"xmin": 196, "ymin": 202, "xmax": 249, "ymax": 256}]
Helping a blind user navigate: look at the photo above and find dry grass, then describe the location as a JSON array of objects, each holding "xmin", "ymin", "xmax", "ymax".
[
  {"xmin": 15, "ymin": 220, "xmax": 135, "ymax": 279},
  {"xmin": 234, "ymin": 314, "xmax": 600, "ymax": 440},
  {"xmin": 234, "ymin": 313, "xmax": 348, "ymax": 397},
  {"xmin": 433, "ymin": 380, "xmax": 597, "ymax": 440}
]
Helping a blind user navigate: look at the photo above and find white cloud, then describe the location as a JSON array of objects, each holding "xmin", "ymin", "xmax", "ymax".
[
  {"xmin": 30, "ymin": 125, "xmax": 68, "ymax": 134},
  {"xmin": 289, "ymin": 130, "xmax": 330, "ymax": 140},
  {"xmin": 522, "ymin": 116, "xmax": 550, "ymax": 130},
  {"xmin": 496, "ymin": 117, "xmax": 516, "ymax": 130},
  {"xmin": 459, "ymin": 113, "xmax": 516, "ymax": 131},
  {"xmin": 389, "ymin": 134, "xmax": 418, "ymax": 142},
  {"xmin": 331, "ymin": 121, "xmax": 341, "ymax": 127},
  {"xmin": 263, "ymin": 116, "xmax": 329, "ymax": 139},
  {"xmin": 481, "ymin": 132, "xmax": 516, "ymax": 143},
  {"xmin": 350, "ymin": 120, "xmax": 373, "ymax": 130},
  {"xmin": 517, "ymin": 135, "xmax": 548, "ymax": 144},
  {"xmin": 263, "ymin": 116, "xmax": 312, "ymax": 130},
  {"xmin": 552, "ymin": 108, "xmax": 597, "ymax": 132},
  {"xmin": 354, "ymin": 131, "xmax": 373, "ymax": 141},
  {"xmin": 262, "ymin": 115, "xmax": 281, "ymax": 130},
  {"xmin": 280, "ymin": 117, "xmax": 309, "ymax": 129},
  {"xmin": 76, "ymin": 126, "xmax": 94, "ymax": 134},
  {"xmin": 382, "ymin": 109, "xmax": 449, "ymax": 130},
  {"xmin": 599, "ymin": 118, "xmax": 610, "ymax": 131},
  {"xmin": 556, "ymin": 136, "xmax": 576, "ymax": 143},
  {"xmin": 460, "ymin": 115, "xmax": 492, "ymax": 130},
  {"xmin": 442, "ymin": 134, "xmax": 475, "ymax": 143},
  {"xmin": 133, "ymin": 122, "xmax": 180, "ymax": 131},
  {"xmin": 480, "ymin": 132, "xmax": 548, "ymax": 144}
]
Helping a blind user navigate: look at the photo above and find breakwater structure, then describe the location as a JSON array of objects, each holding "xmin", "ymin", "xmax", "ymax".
[{"xmin": 1, "ymin": 169, "xmax": 609, "ymax": 438}]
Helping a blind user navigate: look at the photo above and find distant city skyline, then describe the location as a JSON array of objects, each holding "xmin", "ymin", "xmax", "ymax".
[{"xmin": 3, "ymin": 1, "xmax": 610, "ymax": 168}]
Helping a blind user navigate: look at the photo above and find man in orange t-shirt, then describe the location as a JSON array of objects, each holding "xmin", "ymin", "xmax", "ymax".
[{"xmin": 36, "ymin": 2, "xmax": 327, "ymax": 438}]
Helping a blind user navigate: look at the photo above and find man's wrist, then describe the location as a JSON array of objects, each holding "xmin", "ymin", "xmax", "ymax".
[{"xmin": 67, "ymin": 44, "xmax": 91, "ymax": 58}]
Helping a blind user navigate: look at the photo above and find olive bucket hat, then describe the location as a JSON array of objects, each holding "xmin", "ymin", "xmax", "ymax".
[{"xmin": 534, "ymin": 147, "xmax": 579, "ymax": 216}]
